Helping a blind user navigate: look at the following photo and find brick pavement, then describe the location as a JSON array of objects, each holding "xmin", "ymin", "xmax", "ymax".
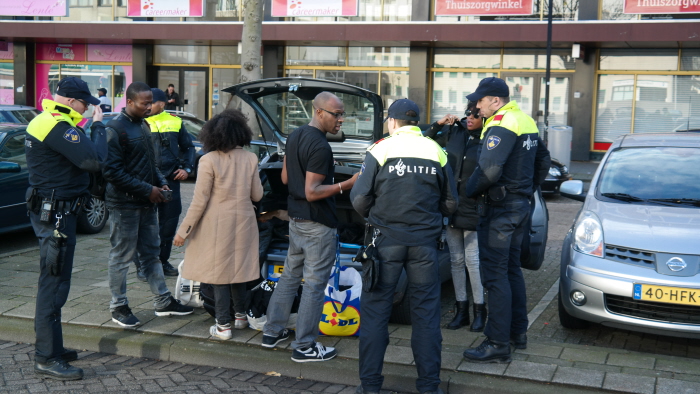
[{"xmin": 0, "ymin": 340, "xmax": 396, "ymax": 394}]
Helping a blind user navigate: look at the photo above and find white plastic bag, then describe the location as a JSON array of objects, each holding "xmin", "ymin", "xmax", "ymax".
[{"xmin": 174, "ymin": 260, "xmax": 204, "ymax": 308}]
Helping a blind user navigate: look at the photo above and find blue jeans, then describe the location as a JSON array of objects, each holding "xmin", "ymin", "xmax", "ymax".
[
  {"xmin": 108, "ymin": 207, "xmax": 171, "ymax": 311},
  {"xmin": 157, "ymin": 179, "xmax": 181, "ymax": 264},
  {"xmin": 263, "ymin": 219, "xmax": 336, "ymax": 349},
  {"xmin": 359, "ymin": 236, "xmax": 442, "ymax": 393},
  {"xmin": 477, "ymin": 195, "xmax": 530, "ymax": 344},
  {"xmin": 30, "ymin": 211, "xmax": 77, "ymax": 364}
]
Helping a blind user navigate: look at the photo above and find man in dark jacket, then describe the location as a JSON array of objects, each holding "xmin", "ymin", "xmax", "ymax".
[
  {"xmin": 25, "ymin": 77, "xmax": 106, "ymax": 381},
  {"xmin": 103, "ymin": 82, "xmax": 193, "ymax": 328},
  {"xmin": 165, "ymin": 84, "xmax": 181, "ymax": 111},
  {"xmin": 351, "ymin": 99, "xmax": 457, "ymax": 394},
  {"xmin": 424, "ymin": 101, "xmax": 486, "ymax": 332},
  {"xmin": 132, "ymin": 88, "xmax": 195, "ymax": 279},
  {"xmin": 462, "ymin": 77, "xmax": 551, "ymax": 363}
]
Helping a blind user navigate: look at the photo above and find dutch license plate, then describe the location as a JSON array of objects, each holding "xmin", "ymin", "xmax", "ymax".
[{"xmin": 633, "ymin": 284, "xmax": 700, "ymax": 306}]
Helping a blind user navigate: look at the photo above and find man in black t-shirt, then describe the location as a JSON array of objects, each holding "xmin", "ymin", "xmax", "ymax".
[{"xmin": 262, "ymin": 92, "xmax": 358, "ymax": 363}]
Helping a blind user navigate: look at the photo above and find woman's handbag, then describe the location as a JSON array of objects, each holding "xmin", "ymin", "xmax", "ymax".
[{"xmin": 354, "ymin": 225, "xmax": 380, "ymax": 292}]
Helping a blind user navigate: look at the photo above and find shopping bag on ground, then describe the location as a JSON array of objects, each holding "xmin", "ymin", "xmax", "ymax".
[
  {"xmin": 246, "ymin": 279, "xmax": 300, "ymax": 331},
  {"xmin": 319, "ymin": 236, "xmax": 362, "ymax": 337},
  {"xmin": 174, "ymin": 260, "xmax": 204, "ymax": 308}
]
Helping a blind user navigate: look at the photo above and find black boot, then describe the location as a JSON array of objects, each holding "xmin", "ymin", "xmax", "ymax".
[
  {"xmin": 511, "ymin": 332, "xmax": 527, "ymax": 350},
  {"xmin": 162, "ymin": 261, "xmax": 179, "ymax": 277},
  {"xmin": 463, "ymin": 338, "xmax": 512, "ymax": 364},
  {"xmin": 445, "ymin": 301, "xmax": 470, "ymax": 330},
  {"xmin": 35, "ymin": 360, "xmax": 83, "ymax": 380},
  {"xmin": 470, "ymin": 303, "xmax": 487, "ymax": 332}
]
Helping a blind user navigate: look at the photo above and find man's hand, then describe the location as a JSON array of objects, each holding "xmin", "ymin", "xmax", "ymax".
[
  {"xmin": 92, "ymin": 105, "xmax": 103, "ymax": 123},
  {"xmin": 172, "ymin": 169, "xmax": 189, "ymax": 181},
  {"xmin": 168, "ymin": 99, "xmax": 175, "ymax": 103},
  {"xmin": 173, "ymin": 234, "xmax": 185, "ymax": 247},
  {"xmin": 342, "ymin": 172, "xmax": 360, "ymax": 191},
  {"xmin": 162, "ymin": 185, "xmax": 171, "ymax": 191},
  {"xmin": 149, "ymin": 186, "xmax": 167, "ymax": 203},
  {"xmin": 437, "ymin": 113, "xmax": 459, "ymax": 126}
]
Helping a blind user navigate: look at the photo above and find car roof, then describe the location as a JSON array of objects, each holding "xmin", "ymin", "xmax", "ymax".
[
  {"xmin": 0, "ymin": 123, "xmax": 27, "ymax": 132},
  {"xmin": 617, "ymin": 133, "xmax": 700, "ymax": 148},
  {"xmin": 0, "ymin": 105, "xmax": 38, "ymax": 111}
]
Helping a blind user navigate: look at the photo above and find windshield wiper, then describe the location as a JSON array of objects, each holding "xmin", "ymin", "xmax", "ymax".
[
  {"xmin": 647, "ymin": 198, "xmax": 700, "ymax": 207},
  {"xmin": 600, "ymin": 193, "xmax": 646, "ymax": 202}
]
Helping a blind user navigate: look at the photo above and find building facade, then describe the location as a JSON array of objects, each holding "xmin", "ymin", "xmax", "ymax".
[{"xmin": 1, "ymin": 0, "xmax": 699, "ymax": 160}]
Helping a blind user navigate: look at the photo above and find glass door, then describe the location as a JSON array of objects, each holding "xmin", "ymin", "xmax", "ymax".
[{"xmin": 152, "ymin": 67, "xmax": 209, "ymax": 120}]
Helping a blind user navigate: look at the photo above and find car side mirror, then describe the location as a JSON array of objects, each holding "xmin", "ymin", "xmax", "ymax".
[
  {"xmin": 0, "ymin": 161, "xmax": 21, "ymax": 173},
  {"xmin": 326, "ymin": 130, "xmax": 346, "ymax": 143},
  {"xmin": 560, "ymin": 180, "xmax": 586, "ymax": 202}
]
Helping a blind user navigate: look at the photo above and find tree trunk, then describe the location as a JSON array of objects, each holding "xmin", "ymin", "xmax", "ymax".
[{"xmin": 227, "ymin": 0, "xmax": 264, "ymax": 137}]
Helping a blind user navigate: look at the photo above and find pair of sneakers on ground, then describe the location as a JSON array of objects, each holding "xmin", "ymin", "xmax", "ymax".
[
  {"xmin": 261, "ymin": 329, "xmax": 337, "ymax": 363},
  {"xmin": 111, "ymin": 296, "xmax": 194, "ymax": 327},
  {"xmin": 209, "ymin": 313, "xmax": 249, "ymax": 340}
]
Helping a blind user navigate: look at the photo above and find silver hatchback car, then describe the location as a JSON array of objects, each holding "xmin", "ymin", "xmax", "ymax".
[{"xmin": 558, "ymin": 133, "xmax": 700, "ymax": 338}]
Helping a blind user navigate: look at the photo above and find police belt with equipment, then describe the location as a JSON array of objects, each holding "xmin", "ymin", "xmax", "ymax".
[{"xmin": 26, "ymin": 188, "xmax": 88, "ymax": 277}]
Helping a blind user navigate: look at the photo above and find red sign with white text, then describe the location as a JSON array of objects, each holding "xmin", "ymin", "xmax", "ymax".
[
  {"xmin": 624, "ymin": 0, "xmax": 700, "ymax": 14},
  {"xmin": 272, "ymin": 0, "xmax": 358, "ymax": 17},
  {"xmin": 435, "ymin": 0, "xmax": 534, "ymax": 15}
]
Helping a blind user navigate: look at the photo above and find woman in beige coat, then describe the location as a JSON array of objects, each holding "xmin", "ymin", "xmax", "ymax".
[{"xmin": 173, "ymin": 109, "xmax": 264, "ymax": 340}]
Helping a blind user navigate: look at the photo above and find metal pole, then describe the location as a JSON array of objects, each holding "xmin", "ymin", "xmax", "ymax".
[{"xmin": 544, "ymin": 0, "xmax": 553, "ymax": 144}]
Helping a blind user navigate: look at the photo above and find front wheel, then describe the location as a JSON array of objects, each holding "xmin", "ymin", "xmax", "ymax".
[{"xmin": 76, "ymin": 196, "xmax": 109, "ymax": 234}]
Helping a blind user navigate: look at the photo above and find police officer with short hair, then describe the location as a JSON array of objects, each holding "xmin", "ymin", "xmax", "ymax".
[
  {"xmin": 134, "ymin": 88, "xmax": 194, "ymax": 279},
  {"xmin": 25, "ymin": 77, "xmax": 107, "ymax": 380},
  {"xmin": 351, "ymin": 99, "xmax": 458, "ymax": 394},
  {"xmin": 462, "ymin": 77, "xmax": 551, "ymax": 363}
]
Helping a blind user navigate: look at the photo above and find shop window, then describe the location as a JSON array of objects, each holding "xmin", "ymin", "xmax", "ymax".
[
  {"xmin": 553, "ymin": 96, "xmax": 561, "ymax": 111},
  {"xmin": 317, "ymin": 70, "xmax": 378, "ymax": 93},
  {"xmin": 69, "ymin": 0, "xmax": 93, "ymax": 5},
  {"xmin": 211, "ymin": 46, "xmax": 241, "ymax": 65},
  {"xmin": 596, "ymin": 75, "xmax": 633, "ymax": 147},
  {"xmin": 285, "ymin": 69, "xmax": 313, "ymax": 78},
  {"xmin": 396, "ymin": 86, "xmax": 402, "ymax": 96},
  {"xmin": 503, "ymin": 49, "xmax": 575, "ymax": 70},
  {"xmin": 681, "ymin": 49, "xmax": 700, "ymax": 71},
  {"xmin": 433, "ymin": 49, "xmax": 500, "ymax": 69},
  {"xmin": 154, "ymin": 45, "xmax": 209, "ymax": 65},
  {"xmin": 431, "ymin": 71, "xmax": 496, "ymax": 122},
  {"xmin": 287, "ymin": 47, "xmax": 346, "ymax": 67},
  {"xmin": 349, "ymin": 47, "xmax": 409, "ymax": 67},
  {"xmin": 599, "ymin": 49, "xmax": 678, "ymax": 71},
  {"xmin": 212, "ymin": 68, "xmax": 241, "ymax": 117},
  {"xmin": 611, "ymin": 85, "xmax": 633, "ymax": 101},
  {"xmin": 0, "ymin": 63, "xmax": 13, "ymax": 105}
]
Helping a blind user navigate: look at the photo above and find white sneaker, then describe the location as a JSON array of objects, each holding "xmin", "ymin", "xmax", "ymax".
[
  {"xmin": 209, "ymin": 323, "xmax": 232, "ymax": 340},
  {"xmin": 234, "ymin": 313, "xmax": 248, "ymax": 330},
  {"xmin": 291, "ymin": 342, "xmax": 337, "ymax": 363}
]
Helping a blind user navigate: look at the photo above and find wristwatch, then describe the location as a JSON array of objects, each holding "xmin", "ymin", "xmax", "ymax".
[{"xmin": 184, "ymin": 168, "xmax": 192, "ymax": 174}]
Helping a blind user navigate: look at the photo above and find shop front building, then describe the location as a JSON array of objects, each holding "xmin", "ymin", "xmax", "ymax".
[{"xmin": 1, "ymin": 0, "xmax": 699, "ymax": 160}]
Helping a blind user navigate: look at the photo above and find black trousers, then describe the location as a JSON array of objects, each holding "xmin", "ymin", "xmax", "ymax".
[
  {"xmin": 157, "ymin": 179, "xmax": 182, "ymax": 265},
  {"xmin": 359, "ymin": 235, "xmax": 442, "ymax": 393},
  {"xmin": 477, "ymin": 194, "xmax": 530, "ymax": 344},
  {"xmin": 213, "ymin": 283, "xmax": 247, "ymax": 325},
  {"xmin": 30, "ymin": 210, "xmax": 77, "ymax": 364}
]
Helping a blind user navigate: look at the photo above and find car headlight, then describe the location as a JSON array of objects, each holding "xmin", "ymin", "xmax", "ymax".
[
  {"xmin": 549, "ymin": 166, "xmax": 562, "ymax": 177},
  {"xmin": 561, "ymin": 165, "xmax": 569, "ymax": 174},
  {"xmin": 195, "ymin": 146, "xmax": 202, "ymax": 153},
  {"xmin": 573, "ymin": 211, "xmax": 604, "ymax": 257}
]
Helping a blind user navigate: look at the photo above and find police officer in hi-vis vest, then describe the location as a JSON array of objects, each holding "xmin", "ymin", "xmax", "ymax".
[
  {"xmin": 133, "ymin": 88, "xmax": 194, "ymax": 280},
  {"xmin": 462, "ymin": 77, "xmax": 551, "ymax": 364},
  {"xmin": 25, "ymin": 77, "xmax": 107, "ymax": 380}
]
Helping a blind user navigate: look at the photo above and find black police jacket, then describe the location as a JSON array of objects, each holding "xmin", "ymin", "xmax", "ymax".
[
  {"xmin": 103, "ymin": 110, "xmax": 168, "ymax": 209},
  {"xmin": 425, "ymin": 119, "xmax": 481, "ymax": 231}
]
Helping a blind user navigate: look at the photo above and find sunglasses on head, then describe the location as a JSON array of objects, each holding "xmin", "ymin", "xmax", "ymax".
[{"xmin": 465, "ymin": 109, "xmax": 480, "ymax": 119}]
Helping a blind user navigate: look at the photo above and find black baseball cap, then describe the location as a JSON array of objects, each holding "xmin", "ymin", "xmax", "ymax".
[
  {"xmin": 466, "ymin": 77, "xmax": 510, "ymax": 102},
  {"xmin": 56, "ymin": 77, "xmax": 100, "ymax": 105},
  {"xmin": 97, "ymin": 88, "xmax": 107, "ymax": 94},
  {"xmin": 384, "ymin": 98, "xmax": 420, "ymax": 123},
  {"xmin": 151, "ymin": 88, "xmax": 167, "ymax": 103}
]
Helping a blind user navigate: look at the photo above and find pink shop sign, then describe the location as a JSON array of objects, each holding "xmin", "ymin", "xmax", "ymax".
[
  {"xmin": 36, "ymin": 43, "xmax": 86, "ymax": 62},
  {"xmin": 87, "ymin": 45, "xmax": 132, "ymax": 63},
  {"xmin": 0, "ymin": 0, "xmax": 68, "ymax": 17},
  {"xmin": 0, "ymin": 43, "xmax": 13, "ymax": 60}
]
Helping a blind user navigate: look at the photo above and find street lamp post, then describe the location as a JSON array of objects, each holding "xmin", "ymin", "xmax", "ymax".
[{"xmin": 544, "ymin": 0, "xmax": 553, "ymax": 144}]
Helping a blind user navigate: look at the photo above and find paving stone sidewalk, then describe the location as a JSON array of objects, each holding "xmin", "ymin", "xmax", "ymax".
[{"xmin": 0, "ymin": 340, "xmax": 400, "ymax": 394}]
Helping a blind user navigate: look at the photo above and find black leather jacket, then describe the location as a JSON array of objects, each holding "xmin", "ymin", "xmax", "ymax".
[
  {"xmin": 425, "ymin": 119, "xmax": 481, "ymax": 231},
  {"xmin": 103, "ymin": 110, "xmax": 168, "ymax": 209}
]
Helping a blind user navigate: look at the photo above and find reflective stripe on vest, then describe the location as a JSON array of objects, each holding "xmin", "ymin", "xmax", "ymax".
[{"xmin": 481, "ymin": 100, "xmax": 539, "ymax": 139}]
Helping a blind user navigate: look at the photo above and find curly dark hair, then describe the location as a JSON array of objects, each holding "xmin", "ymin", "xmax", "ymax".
[{"xmin": 198, "ymin": 109, "xmax": 253, "ymax": 152}]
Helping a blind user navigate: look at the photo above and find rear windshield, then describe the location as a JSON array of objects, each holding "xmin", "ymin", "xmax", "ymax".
[
  {"xmin": 598, "ymin": 147, "xmax": 700, "ymax": 200},
  {"xmin": 257, "ymin": 92, "xmax": 375, "ymax": 139}
]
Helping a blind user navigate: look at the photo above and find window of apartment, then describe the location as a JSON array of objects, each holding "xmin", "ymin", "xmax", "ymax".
[
  {"xmin": 680, "ymin": 49, "xmax": 700, "ymax": 71},
  {"xmin": 434, "ymin": 90, "xmax": 443, "ymax": 103},
  {"xmin": 449, "ymin": 90, "xmax": 457, "ymax": 104}
]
